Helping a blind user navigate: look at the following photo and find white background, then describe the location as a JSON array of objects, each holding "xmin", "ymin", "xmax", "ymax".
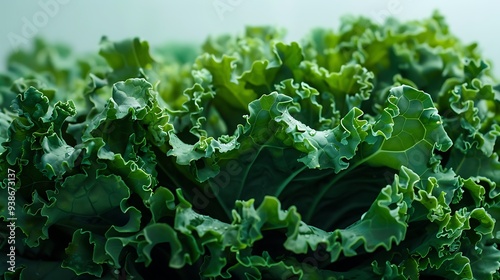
[{"xmin": 0, "ymin": 0, "xmax": 498, "ymax": 76}]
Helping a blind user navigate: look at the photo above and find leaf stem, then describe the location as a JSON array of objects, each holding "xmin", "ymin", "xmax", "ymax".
[
  {"xmin": 273, "ymin": 165, "xmax": 308, "ymax": 198},
  {"xmin": 304, "ymin": 151, "xmax": 378, "ymax": 223}
]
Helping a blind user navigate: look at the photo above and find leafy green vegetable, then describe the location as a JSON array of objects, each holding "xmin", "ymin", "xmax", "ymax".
[{"xmin": 1, "ymin": 12, "xmax": 500, "ymax": 279}]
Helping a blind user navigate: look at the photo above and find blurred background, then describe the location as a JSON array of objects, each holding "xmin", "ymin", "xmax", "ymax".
[{"xmin": 0, "ymin": 0, "xmax": 498, "ymax": 76}]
